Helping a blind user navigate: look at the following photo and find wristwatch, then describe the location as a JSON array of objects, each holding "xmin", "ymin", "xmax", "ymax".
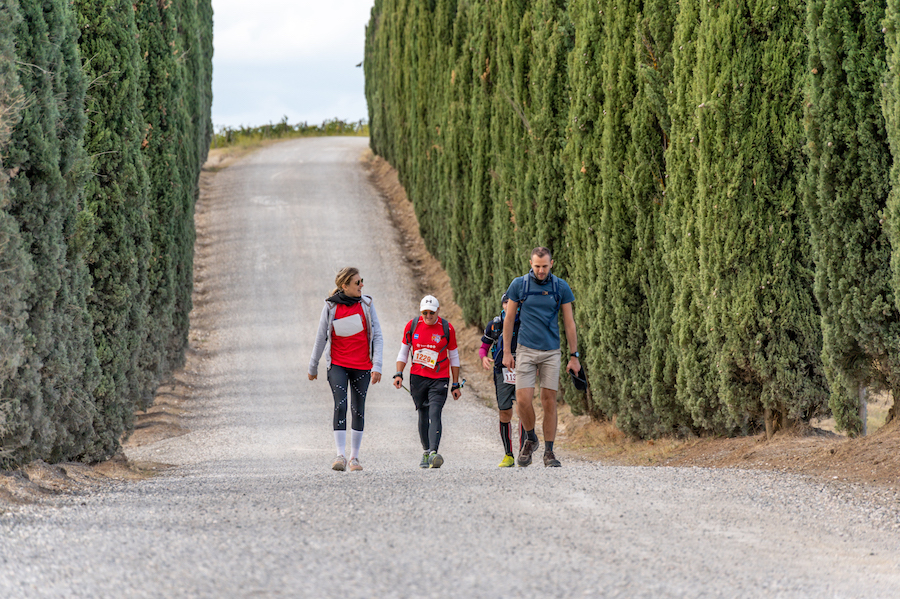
[{"xmin": 571, "ymin": 351, "xmax": 580, "ymax": 358}]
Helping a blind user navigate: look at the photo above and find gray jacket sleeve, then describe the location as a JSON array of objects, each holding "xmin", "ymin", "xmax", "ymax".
[
  {"xmin": 368, "ymin": 301, "xmax": 384, "ymax": 374},
  {"xmin": 308, "ymin": 303, "xmax": 331, "ymax": 377}
]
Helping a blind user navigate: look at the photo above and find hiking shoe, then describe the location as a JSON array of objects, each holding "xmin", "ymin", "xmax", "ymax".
[
  {"xmin": 419, "ymin": 452, "xmax": 430, "ymax": 469},
  {"xmin": 348, "ymin": 458, "xmax": 363, "ymax": 472},
  {"xmin": 517, "ymin": 439, "xmax": 538, "ymax": 467},
  {"xmin": 332, "ymin": 455, "xmax": 347, "ymax": 471},
  {"xmin": 428, "ymin": 452, "xmax": 444, "ymax": 469},
  {"xmin": 543, "ymin": 450, "xmax": 561, "ymax": 467},
  {"xmin": 498, "ymin": 454, "xmax": 515, "ymax": 468}
]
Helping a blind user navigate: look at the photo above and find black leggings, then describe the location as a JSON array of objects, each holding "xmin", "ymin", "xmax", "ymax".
[
  {"xmin": 327, "ymin": 365, "xmax": 370, "ymax": 431},
  {"xmin": 410, "ymin": 374, "xmax": 449, "ymax": 452}
]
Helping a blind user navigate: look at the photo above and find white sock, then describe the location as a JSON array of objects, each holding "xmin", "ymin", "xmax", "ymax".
[
  {"xmin": 334, "ymin": 430, "xmax": 346, "ymax": 457},
  {"xmin": 350, "ymin": 429, "xmax": 364, "ymax": 460}
]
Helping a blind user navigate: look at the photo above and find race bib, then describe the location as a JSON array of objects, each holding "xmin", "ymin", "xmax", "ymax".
[
  {"xmin": 332, "ymin": 313, "xmax": 364, "ymax": 337},
  {"xmin": 412, "ymin": 348, "xmax": 439, "ymax": 369},
  {"xmin": 502, "ymin": 367, "xmax": 516, "ymax": 385}
]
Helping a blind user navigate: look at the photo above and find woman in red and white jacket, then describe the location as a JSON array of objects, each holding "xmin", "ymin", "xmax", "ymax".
[
  {"xmin": 309, "ymin": 267, "xmax": 383, "ymax": 472},
  {"xmin": 392, "ymin": 295, "xmax": 462, "ymax": 469}
]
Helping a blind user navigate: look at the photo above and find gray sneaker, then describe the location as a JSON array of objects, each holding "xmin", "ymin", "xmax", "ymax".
[
  {"xmin": 517, "ymin": 439, "xmax": 539, "ymax": 467},
  {"xmin": 419, "ymin": 452, "xmax": 430, "ymax": 469},
  {"xmin": 428, "ymin": 451, "xmax": 443, "ymax": 469},
  {"xmin": 543, "ymin": 450, "xmax": 561, "ymax": 467}
]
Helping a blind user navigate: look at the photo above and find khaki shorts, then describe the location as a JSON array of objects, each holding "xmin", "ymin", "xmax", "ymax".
[{"xmin": 514, "ymin": 345, "xmax": 561, "ymax": 392}]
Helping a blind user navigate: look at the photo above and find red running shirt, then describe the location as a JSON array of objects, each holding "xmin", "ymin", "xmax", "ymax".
[
  {"xmin": 330, "ymin": 303, "xmax": 371, "ymax": 370},
  {"xmin": 403, "ymin": 317, "xmax": 457, "ymax": 379}
]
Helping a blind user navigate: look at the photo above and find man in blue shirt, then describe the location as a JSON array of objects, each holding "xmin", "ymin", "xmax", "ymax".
[{"xmin": 502, "ymin": 247, "xmax": 580, "ymax": 467}]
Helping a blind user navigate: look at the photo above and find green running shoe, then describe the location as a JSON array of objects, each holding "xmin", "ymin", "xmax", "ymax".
[
  {"xmin": 428, "ymin": 451, "xmax": 443, "ymax": 469},
  {"xmin": 498, "ymin": 454, "xmax": 515, "ymax": 468},
  {"xmin": 419, "ymin": 452, "xmax": 430, "ymax": 469}
]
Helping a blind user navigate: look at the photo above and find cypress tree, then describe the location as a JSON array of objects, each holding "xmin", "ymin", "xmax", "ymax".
[
  {"xmin": 2, "ymin": 0, "xmax": 99, "ymax": 465},
  {"xmin": 135, "ymin": 0, "xmax": 192, "ymax": 395},
  {"xmin": 465, "ymin": 1, "xmax": 499, "ymax": 320},
  {"xmin": 487, "ymin": 0, "xmax": 528, "ymax": 321},
  {"xmin": 74, "ymin": 0, "xmax": 152, "ymax": 459},
  {"xmin": 524, "ymin": 0, "xmax": 572, "ymax": 279},
  {"xmin": 636, "ymin": 0, "xmax": 684, "ymax": 433},
  {"xmin": 805, "ymin": 0, "xmax": 898, "ymax": 435},
  {"xmin": 564, "ymin": 1, "xmax": 609, "ymax": 418},
  {"xmin": 691, "ymin": 0, "xmax": 827, "ymax": 433},
  {"xmin": 665, "ymin": 0, "xmax": 729, "ymax": 431},
  {"xmin": 576, "ymin": 0, "xmax": 678, "ymax": 435},
  {"xmin": 408, "ymin": 0, "xmax": 439, "ymax": 253},
  {"xmin": 0, "ymin": 0, "xmax": 29, "ymax": 454},
  {"xmin": 443, "ymin": 0, "xmax": 481, "ymax": 313},
  {"xmin": 881, "ymin": 0, "xmax": 900, "ymax": 424},
  {"xmin": 165, "ymin": 0, "xmax": 212, "ymax": 371},
  {"xmin": 526, "ymin": 1, "xmax": 579, "ymax": 406}
]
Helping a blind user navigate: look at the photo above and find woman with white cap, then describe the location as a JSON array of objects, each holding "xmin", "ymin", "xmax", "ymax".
[
  {"xmin": 309, "ymin": 267, "xmax": 383, "ymax": 472},
  {"xmin": 393, "ymin": 295, "xmax": 462, "ymax": 468}
]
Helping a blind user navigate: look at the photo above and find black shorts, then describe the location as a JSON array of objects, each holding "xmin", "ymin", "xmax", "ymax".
[{"xmin": 493, "ymin": 369, "xmax": 516, "ymax": 411}]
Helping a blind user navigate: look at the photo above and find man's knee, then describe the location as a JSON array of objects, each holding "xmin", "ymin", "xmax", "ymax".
[{"xmin": 540, "ymin": 389, "xmax": 557, "ymax": 407}]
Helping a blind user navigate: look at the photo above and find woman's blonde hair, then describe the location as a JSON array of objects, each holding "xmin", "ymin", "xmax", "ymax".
[{"xmin": 331, "ymin": 267, "xmax": 360, "ymax": 296}]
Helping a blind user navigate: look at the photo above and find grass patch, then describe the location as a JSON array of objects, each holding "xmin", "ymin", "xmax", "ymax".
[{"xmin": 211, "ymin": 117, "xmax": 369, "ymax": 150}]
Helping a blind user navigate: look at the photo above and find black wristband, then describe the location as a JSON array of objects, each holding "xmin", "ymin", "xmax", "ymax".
[
  {"xmin": 393, "ymin": 372, "xmax": 403, "ymax": 380},
  {"xmin": 451, "ymin": 383, "xmax": 461, "ymax": 390}
]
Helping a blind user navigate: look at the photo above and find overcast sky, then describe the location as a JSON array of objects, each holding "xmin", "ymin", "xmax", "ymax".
[{"xmin": 212, "ymin": 0, "xmax": 375, "ymax": 130}]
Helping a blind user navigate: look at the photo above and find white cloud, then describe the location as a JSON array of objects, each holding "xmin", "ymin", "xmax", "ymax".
[
  {"xmin": 214, "ymin": 0, "xmax": 373, "ymax": 64},
  {"xmin": 211, "ymin": 0, "xmax": 375, "ymax": 126}
]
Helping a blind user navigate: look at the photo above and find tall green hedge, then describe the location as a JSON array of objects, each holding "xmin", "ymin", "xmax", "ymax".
[
  {"xmin": 690, "ymin": 1, "xmax": 827, "ymax": 432},
  {"xmin": 882, "ymin": 0, "xmax": 900, "ymax": 425},
  {"xmin": 367, "ymin": 0, "xmax": 900, "ymax": 436},
  {"xmin": 0, "ymin": 0, "xmax": 212, "ymax": 467},
  {"xmin": 0, "ymin": 0, "xmax": 29, "ymax": 450},
  {"xmin": 75, "ymin": 0, "xmax": 153, "ymax": 458},
  {"xmin": 805, "ymin": 0, "xmax": 898, "ymax": 435},
  {"xmin": 1, "ymin": 0, "xmax": 100, "ymax": 465}
]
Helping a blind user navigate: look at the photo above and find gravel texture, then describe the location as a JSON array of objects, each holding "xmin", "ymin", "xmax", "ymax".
[{"xmin": 2, "ymin": 137, "xmax": 899, "ymax": 598}]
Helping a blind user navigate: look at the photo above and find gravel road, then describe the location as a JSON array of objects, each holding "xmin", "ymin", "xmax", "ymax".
[{"xmin": 2, "ymin": 137, "xmax": 900, "ymax": 598}]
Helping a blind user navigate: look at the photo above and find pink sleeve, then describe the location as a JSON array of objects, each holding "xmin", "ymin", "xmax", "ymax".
[{"xmin": 479, "ymin": 342, "xmax": 490, "ymax": 359}]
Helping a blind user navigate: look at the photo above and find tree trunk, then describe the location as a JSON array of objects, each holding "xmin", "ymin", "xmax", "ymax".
[{"xmin": 859, "ymin": 383, "xmax": 868, "ymax": 436}]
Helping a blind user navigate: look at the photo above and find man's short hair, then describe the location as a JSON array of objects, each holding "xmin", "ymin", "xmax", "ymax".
[{"xmin": 531, "ymin": 246, "xmax": 552, "ymax": 260}]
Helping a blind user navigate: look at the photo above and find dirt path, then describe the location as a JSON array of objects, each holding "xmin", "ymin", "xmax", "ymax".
[{"xmin": 2, "ymin": 138, "xmax": 899, "ymax": 598}]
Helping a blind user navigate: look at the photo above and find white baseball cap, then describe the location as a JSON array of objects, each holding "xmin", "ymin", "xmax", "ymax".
[{"xmin": 420, "ymin": 295, "xmax": 440, "ymax": 312}]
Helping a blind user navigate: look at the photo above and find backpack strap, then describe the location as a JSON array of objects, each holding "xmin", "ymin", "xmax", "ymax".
[
  {"xmin": 405, "ymin": 317, "xmax": 418, "ymax": 346},
  {"xmin": 406, "ymin": 316, "xmax": 452, "ymax": 366},
  {"xmin": 520, "ymin": 272, "xmax": 561, "ymax": 310}
]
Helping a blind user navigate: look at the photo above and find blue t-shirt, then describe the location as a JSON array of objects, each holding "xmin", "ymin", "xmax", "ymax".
[{"xmin": 505, "ymin": 272, "xmax": 574, "ymax": 351}]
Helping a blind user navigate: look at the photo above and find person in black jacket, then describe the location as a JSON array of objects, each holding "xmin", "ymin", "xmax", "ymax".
[{"xmin": 479, "ymin": 294, "xmax": 522, "ymax": 467}]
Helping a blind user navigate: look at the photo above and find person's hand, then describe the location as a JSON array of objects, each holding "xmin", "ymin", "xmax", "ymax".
[
  {"xmin": 566, "ymin": 356, "xmax": 581, "ymax": 376},
  {"xmin": 308, "ymin": 373, "xmax": 316, "ymax": 381},
  {"xmin": 371, "ymin": 372, "xmax": 382, "ymax": 384},
  {"xmin": 502, "ymin": 353, "xmax": 515, "ymax": 370},
  {"xmin": 451, "ymin": 387, "xmax": 462, "ymax": 400},
  {"xmin": 393, "ymin": 375, "xmax": 403, "ymax": 389},
  {"xmin": 481, "ymin": 356, "xmax": 493, "ymax": 370}
]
